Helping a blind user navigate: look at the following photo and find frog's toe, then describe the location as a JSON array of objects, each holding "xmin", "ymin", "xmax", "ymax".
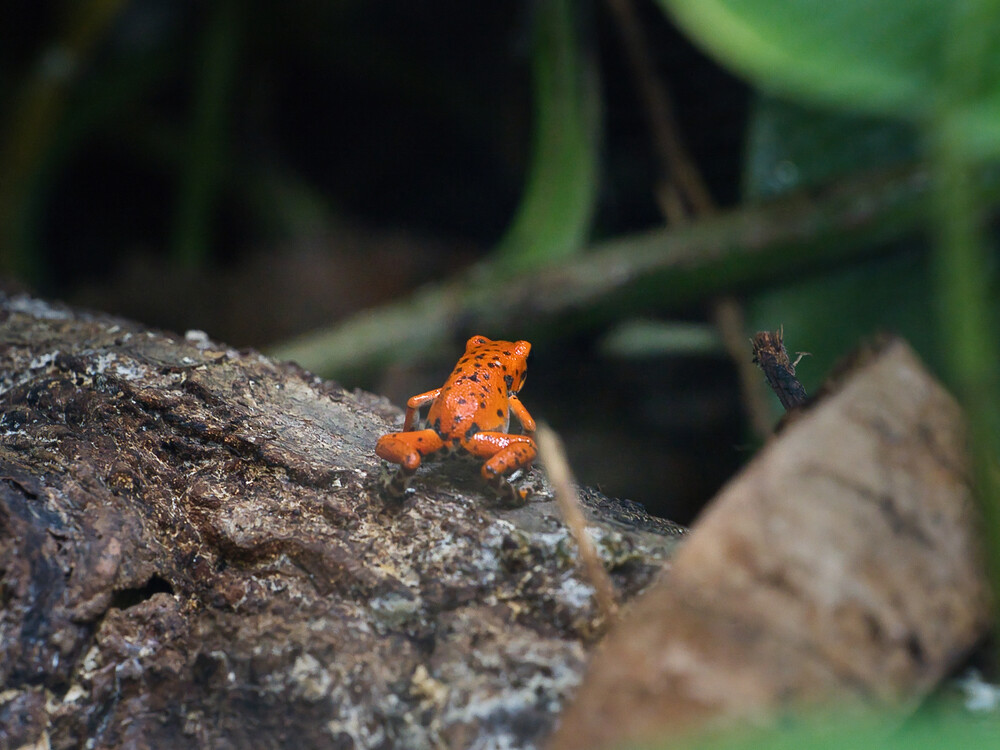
[
  {"xmin": 485, "ymin": 473, "xmax": 531, "ymax": 508},
  {"xmin": 378, "ymin": 463, "xmax": 415, "ymax": 500}
]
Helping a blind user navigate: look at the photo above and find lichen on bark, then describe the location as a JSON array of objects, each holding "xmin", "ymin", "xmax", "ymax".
[{"xmin": 0, "ymin": 292, "xmax": 682, "ymax": 750}]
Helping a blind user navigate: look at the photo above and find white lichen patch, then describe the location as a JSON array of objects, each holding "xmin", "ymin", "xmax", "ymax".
[
  {"xmin": 956, "ymin": 668, "xmax": 1000, "ymax": 713},
  {"xmin": 289, "ymin": 653, "xmax": 333, "ymax": 701},
  {"xmin": 0, "ymin": 350, "xmax": 60, "ymax": 396},
  {"xmin": 28, "ymin": 351, "xmax": 60, "ymax": 371},
  {"xmin": 89, "ymin": 352, "xmax": 116, "ymax": 375},
  {"xmin": 555, "ymin": 574, "xmax": 595, "ymax": 611},
  {"xmin": 472, "ymin": 520, "xmax": 514, "ymax": 574},
  {"xmin": 325, "ymin": 698, "xmax": 388, "ymax": 749},
  {"xmin": 80, "ymin": 351, "xmax": 149, "ymax": 382},
  {"xmin": 7, "ymin": 294, "xmax": 71, "ymax": 320},
  {"xmin": 114, "ymin": 361, "xmax": 150, "ymax": 381},
  {"xmin": 398, "ymin": 512, "xmax": 511, "ymax": 590},
  {"xmin": 531, "ymin": 529, "xmax": 571, "ymax": 551},
  {"xmin": 443, "ymin": 640, "xmax": 585, "ymax": 750},
  {"xmin": 369, "ymin": 592, "xmax": 424, "ymax": 630}
]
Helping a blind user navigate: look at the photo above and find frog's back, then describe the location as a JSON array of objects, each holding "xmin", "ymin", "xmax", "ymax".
[
  {"xmin": 426, "ymin": 336, "xmax": 529, "ymax": 439},
  {"xmin": 428, "ymin": 359, "xmax": 507, "ymax": 437}
]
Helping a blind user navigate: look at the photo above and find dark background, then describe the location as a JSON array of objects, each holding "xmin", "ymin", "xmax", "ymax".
[{"xmin": 1, "ymin": 0, "xmax": 754, "ymax": 523}]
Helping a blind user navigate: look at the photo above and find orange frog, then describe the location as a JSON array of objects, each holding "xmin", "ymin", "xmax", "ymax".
[{"xmin": 376, "ymin": 335, "xmax": 537, "ymax": 505}]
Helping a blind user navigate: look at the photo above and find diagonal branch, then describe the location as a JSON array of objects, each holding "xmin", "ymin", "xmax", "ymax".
[{"xmin": 269, "ymin": 164, "xmax": 968, "ymax": 380}]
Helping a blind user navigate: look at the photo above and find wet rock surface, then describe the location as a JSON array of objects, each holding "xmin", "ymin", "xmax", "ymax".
[{"xmin": 0, "ymin": 293, "xmax": 683, "ymax": 750}]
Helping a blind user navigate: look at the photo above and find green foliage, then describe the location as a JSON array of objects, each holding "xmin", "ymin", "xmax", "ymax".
[
  {"xmin": 743, "ymin": 97, "xmax": 918, "ymax": 201},
  {"xmin": 170, "ymin": 0, "xmax": 240, "ymax": 268},
  {"xmin": 630, "ymin": 706, "xmax": 1000, "ymax": 750},
  {"xmin": 494, "ymin": 0, "xmax": 601, "ymax": 272},
  {"xmin": 660, "ymin": 0, "xmax": 1000, "ymax": 158},
  {"xmin": 0, "ymin": 0, "xmax": 130, "ymax": 282},
  {"xmin": 662, "ymin": 2, "xmax": 944, "ymax": 115},
  {"xmin": 655, "ymin": 0, "xmax": 1000, "ymax": 735}
]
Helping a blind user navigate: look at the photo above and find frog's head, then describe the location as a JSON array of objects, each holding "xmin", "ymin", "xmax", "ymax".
[
  {"xmin": 508, "ymin": 340, "xmax": 531, "ymax": 393},
  {"xmin": 464, "ymin": 335, "xmax": 531, "ymax": 394}
]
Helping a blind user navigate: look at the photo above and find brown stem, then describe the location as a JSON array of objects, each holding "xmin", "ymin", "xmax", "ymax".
[
  {"xmin": 604, "ymin": 0, "xmax": 715, "ymax": 216},
  {"xmin": 536, "ymin": 424, "xmax": 619, "ymax": 627},
  {"xmin": 604, "ymin": 0, "xmax": 772, "ymax": 438},
  {"xmin": 751, "ymin": 329, "xmax": 808, "ymax": 411},
  {"xmin": 715, "ymin": 299, "xmax": 774, "ymax": 435}
]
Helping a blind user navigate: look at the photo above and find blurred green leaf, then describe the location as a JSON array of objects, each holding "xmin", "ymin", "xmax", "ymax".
[
  {"xmin": 630, "ymin": 705, "xmax": 1000, "ymax": 750},
  {"xmin": 0, "ymin": 0, "xmax": 129, "ymax": 282},
  {"xmin": 494, "ymin": 0, "xmax": 601, "ymax": 271},
  {"xmin": 599, "ymin": 320, "xmax": 724, "ymax": 358},
  {"xmin": 170, "ymin": 0, "xmax": 240, "ymax": 268},
  {"xmin": 659, "ymin": 0, "xmax": 1000, "ymax": 157},
  {"xmin": 744, "ymin": 96, "xmax": 918, "ymax": 200},
  {"xmin": 659, "ymin": 1, "xmax": 944, "ymax": 114}
]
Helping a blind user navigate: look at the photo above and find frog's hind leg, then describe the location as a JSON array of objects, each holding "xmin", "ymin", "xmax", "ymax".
[
  {"xmin": 375, "ymin": 430, "xmax": 444, "ymax": 497},
  {"xmin": 466, "ymin": 432, "xmax": 538, "ymax": 506}
]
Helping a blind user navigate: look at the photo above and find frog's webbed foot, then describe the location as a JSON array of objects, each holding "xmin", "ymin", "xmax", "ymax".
[
  {"xmin": 470, "ymin": 433, "xmax": 536, "ymax": 508},
  {"xmin": 374, "ymin": 429, "xmax": 443, "ymax": 501},
  {"xmin": 377, "ymin": 462, "xmax": 415, "ymax": 500},
  {"xmin": 486, "ymin": 470, "xmax": 531, "ymax": 508}
]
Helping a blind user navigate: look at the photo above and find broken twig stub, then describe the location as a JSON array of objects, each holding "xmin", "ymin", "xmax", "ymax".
[{"xmin": 752, "ymin": 328, "xmax": 808, "ymax": 411}]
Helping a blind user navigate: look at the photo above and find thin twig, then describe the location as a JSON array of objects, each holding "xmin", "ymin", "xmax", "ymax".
[
  {"xmin": 604, "ymin": 0, "xmax": 714, "ymax": 216},
  {"xmin": 536, "ymin": 423, "xmax": 619, "ymax": 626},
  {"xmin": 604, "ymin": 0, "xmax": 772, "ymax": 439}
]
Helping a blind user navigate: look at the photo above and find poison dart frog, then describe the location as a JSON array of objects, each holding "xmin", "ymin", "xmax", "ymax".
[{"xmin": 376, "ymin": 335, "xmax": 537, "ymax": 505}]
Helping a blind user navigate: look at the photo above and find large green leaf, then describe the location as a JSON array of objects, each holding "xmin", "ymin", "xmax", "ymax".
[{"xmin": 659, "ymin": 0, "xmax": 1000, "ymax": 157}]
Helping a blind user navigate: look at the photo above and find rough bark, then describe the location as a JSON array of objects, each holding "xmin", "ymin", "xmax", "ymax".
[
  {"xmin": 548, "ymin": 339, "xmax": 993, "ymax": 750},
  {"xmin": 0, "ymin": 293, "xmax": 683, "ymax": 750}
]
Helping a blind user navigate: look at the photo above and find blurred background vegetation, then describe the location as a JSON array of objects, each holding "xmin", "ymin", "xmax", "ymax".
[
  {"xmin": 4, "ymin": 1, "xmax": 1000, "ymax": 744},
  {"xmin": 0, "ymin": 0, "xmax": 750, "ymax": 524},
  {"xmin": 1, "ymin": 0, "xmax": 997, "ymax": 537}
]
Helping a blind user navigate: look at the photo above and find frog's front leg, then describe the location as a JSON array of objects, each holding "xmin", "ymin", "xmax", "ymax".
[
  {"xmin": 403, "ymin": 389, "xmax": 441, "ymax": 431},
  {"xmin": 508, "ymin": 394, "xmax": 536, "ymax": 433},
  {"xmin": 465, "ymin": 431, "xmax": 538, "ymax": 506},
  {"xmin": 375, "ymin": 429, "xmax": 444, "ymax": 497}
]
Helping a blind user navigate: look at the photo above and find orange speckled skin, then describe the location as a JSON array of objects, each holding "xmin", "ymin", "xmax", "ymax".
[{"xmin": 376, "ymin": 335, "xmax": 537, "ymax": 504}]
